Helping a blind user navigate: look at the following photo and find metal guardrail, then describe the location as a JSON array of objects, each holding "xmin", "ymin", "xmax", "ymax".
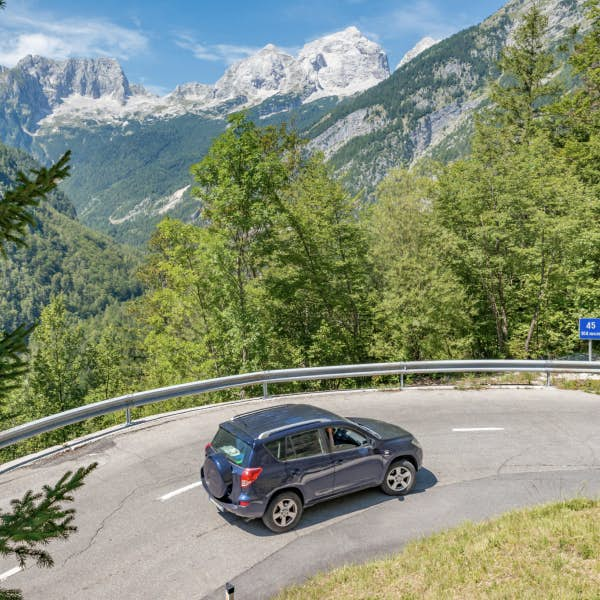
[{"xmin": 1, "ymin": 359, "xmax": 598, "ymax": 450}]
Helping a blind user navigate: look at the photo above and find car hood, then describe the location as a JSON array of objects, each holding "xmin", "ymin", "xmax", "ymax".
[{"xmin": 348, "ymin": 417, "xmax": 412, "ymax": 440}]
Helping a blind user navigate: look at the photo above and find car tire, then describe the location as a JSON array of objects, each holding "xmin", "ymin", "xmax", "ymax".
[
  {"xmin": 381, "ymin": 459, "xmax": 416, "ymax": 496},
  {"xmin": 262, "ymin": 491, "xmax": 303, "ymax": 533}
]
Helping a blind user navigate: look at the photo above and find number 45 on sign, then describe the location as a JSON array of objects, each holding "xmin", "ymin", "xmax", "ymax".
[{"xmin": 579, "ymin": 318, "xmax": 600, "ymax": 361}]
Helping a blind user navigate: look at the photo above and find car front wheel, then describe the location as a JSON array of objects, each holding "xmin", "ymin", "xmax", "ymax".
[
  {"xmin": 381, "ymin": 459, "xmax": 416, "ymax": 496},
  {"xmin": 262, "ymin": 491, "xmax": 303, "ymax": 533}
]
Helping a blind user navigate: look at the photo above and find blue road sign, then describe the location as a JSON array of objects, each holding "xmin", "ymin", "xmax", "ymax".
[{"xmin": 579, "ymin": 318, "xmax": 600, "ymax": 339}]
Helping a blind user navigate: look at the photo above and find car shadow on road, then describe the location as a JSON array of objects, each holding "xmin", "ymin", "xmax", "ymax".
[{"xmin": 218, "ymin": 466, "xmax": 438, "ymax": 537}]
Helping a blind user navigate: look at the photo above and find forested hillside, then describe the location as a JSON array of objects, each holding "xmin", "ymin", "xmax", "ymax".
[{"xmin": 0, "ymin": 143, "xmax": 142, "ymax": 332}]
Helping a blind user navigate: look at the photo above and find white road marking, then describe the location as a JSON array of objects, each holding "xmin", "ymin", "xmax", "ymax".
[
  {"xmin": 0, "ymin": 566, "xmax": 22, "ymax": 581},
  {"xmin": 452, "ymin": 427, "xmax": 505, "ymax": 432},
  {"xmin": 158, "ymin": 481, "xmax": 202, "ymax": 502}
]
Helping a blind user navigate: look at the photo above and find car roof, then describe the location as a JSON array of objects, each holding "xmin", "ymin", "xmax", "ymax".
[{"xmin": 228, "ymin": 403, "xmax": 344, "ymax": 440}]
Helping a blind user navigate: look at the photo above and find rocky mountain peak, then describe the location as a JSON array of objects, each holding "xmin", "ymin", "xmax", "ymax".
[
  {"xmin": 212, "ymin": 44, "xmax": 299, "ymax": 104},
  {"xmin": 298, "ymin": 27, "xmax": 390, "ymax": 100},
  {"xmin": 167, "ymin": 82, "xmax": 213, "ymax": 102},
  {"xmin": 14, "ymin": 55, "xmax": 131, "ymax": 107},
  {"xmin": 205, "ymin": 27, "xmax": 389, "ymax": 107}
]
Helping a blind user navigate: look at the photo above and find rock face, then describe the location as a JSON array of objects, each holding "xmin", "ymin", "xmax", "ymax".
[
  {"xmin": 396, "ymin": 37, "xmax": 439, "ymax": 70},
  {"xmin": 15, "ymin": 55, "xmax": 132, "ymax": 107},
  {"xmin": 307, "ymin": 105, "xmax": 389, "ymax": 158},
  {"xmin": 0, "ymin": 55, "xmax": 137, "ymax": 145}
]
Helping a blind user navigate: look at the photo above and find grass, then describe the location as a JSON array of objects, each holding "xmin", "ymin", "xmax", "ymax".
[
  {"xmin": 274, "ymin": 498, "xmax": 600, "ymax": 600},
  {"xmin": 555, "ymin": 378, "xmax": 600, "ymax": 395}
]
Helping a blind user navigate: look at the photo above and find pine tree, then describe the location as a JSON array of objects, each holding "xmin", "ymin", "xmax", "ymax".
[
  {"xmin": 0, "ymin": 463, "xmax": 98, "ymax": 600},
  {"xmin": 29, "ymin": 295, "xmax": 86, "ymax": 420},
  {"xmin": 488, "ymin": 4, "xmax": 559, "ymax": 143}
]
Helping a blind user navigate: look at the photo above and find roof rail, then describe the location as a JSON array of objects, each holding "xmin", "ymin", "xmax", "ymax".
[
  {"xmin": 257, "ymin": 418, "xmax": 331, "ymax": 440},
  {"xmin": 230, "ymin": 405, "xmax": 285, "ymax": 421}
]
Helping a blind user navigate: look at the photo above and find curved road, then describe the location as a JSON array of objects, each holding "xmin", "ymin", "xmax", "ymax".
[{"xmin": 1, "ymin": 387, "xmax": 600, "ymax": 599}]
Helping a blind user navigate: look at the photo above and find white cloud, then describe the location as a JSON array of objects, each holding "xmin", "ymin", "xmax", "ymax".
[
  {"xmin": 175, "ymin": 34, "xmax": 259, "ymax": 65},
  {"xmin": 359, "ymin": 0, "xmax": 470, "ymax": 41},
  {"xmin": 0, "ymin": 8, "xmax": 148, "ymax": 67}
]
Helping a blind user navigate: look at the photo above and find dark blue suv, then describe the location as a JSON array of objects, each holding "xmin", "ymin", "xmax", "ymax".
[{"xmin": 201, "ymin": 404, "xmax": 423, "ymax": 532}]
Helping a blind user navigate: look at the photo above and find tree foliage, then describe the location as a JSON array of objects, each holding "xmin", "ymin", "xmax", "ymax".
[
  {"xmin": 28, "ymin": 295, "xmax": 86, "ymax": 421},
  {"xmin": 489, "ymin": 5, "xmax": 559, "ymax": 141},
  {"xmin": 370, "ymin": 5, "xmax": 600, "ymax": 360},
  {"xmin": 0, "ymin": 463, "xmax": 97, "ymax": 600},
  {"xmin": 137, "ymin": 114, "xmax": 373, "ymax": 384},
  {"xmin": 0, "ymin": 152, "xmax": 70, "ymax": 254},
  {"xmin": 369, "ymin": 167, "xmax": 472, "ymax": 360}
]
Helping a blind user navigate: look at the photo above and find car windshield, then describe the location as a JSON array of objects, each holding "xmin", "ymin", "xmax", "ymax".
[{"xmin": 211, "ymin": 427, "xmax": 253, "ymax": 467}]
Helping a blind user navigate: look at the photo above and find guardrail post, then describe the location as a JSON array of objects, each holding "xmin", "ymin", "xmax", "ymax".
[
  {"xmin": 400, "ymin": 373, "xmax": 404, "ymax": 390},
  {"xmin": 546, "ymin": 371, "xmax": 551, "ymax": 387},
  {"xmin": 263, "ymin": 382, "xmax": 268, "ymax": 399},
  {"xmin": 126, "ymin": 407, "xmax": 132, "ymax": 426},
  {"xmin": 225, "ymin": 582, "xmax": 235, "ymax": 600}
]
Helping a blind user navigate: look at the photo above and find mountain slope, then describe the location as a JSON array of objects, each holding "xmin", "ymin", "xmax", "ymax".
[
  {"xmin": 0, "ymin": 142, "xmax": 142, "ymax": 331},
  {"xmin": 305, "ymin": 0, "xmax": 586, "ymax": 193}
]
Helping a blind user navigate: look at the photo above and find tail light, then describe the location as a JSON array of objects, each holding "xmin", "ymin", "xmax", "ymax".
[
  {"xmin": 205, "ymin": 442, "xmax": 212, "ymax": 452},
  {"xmin": 240, "ymin": 467, "xmax": 263, "ymax": 489}
]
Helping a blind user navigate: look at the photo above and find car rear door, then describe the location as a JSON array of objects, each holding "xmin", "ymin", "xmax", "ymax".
[
  {"xmin": 283, "ymin": 429, "xmax": 334, "ymax": 501},
  {"xmin": 328, "ymin": 426, "xmax": 384, "ymax": 493}
]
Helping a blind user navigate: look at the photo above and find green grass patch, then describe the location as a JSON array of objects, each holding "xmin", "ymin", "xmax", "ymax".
[
  {"xmin": 555, "ymin": 378, "xmax": 600, "ymax": 395},
  {"xmin": 275, "ymin": 498, "xmax": 600, "ymax": 600}
]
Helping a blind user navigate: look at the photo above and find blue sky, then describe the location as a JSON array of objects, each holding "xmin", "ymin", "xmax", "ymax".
[{"xmin": 0, "ymin": 0, "xmax": 506, "ymax": 95}]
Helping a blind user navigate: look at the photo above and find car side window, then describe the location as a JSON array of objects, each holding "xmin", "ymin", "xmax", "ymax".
[
  {"xmin": 328, "ymin": 427, "xmax": 369, "ymax": 451},
  {"xmin": 265, "ymin": 437, "xmax": 286, "ymax": 461},
  {"xmin": 287, "ymin": 429, "xmax": 325, "ymax": 459}
]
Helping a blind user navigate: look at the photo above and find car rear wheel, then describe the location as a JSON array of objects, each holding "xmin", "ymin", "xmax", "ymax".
[
  {"xmin": 381, "ymin": 459, "xmax": 416, "ymax": 496},
  {"xmin": 262, "ymin": 491, "xmax": 303, "ymax": 533}
]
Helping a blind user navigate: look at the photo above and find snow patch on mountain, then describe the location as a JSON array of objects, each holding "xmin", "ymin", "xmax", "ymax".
[
  {"xmin": 396, "ymin": 37, "xmax": 439, "ymax": 69},
  {"xmin": 108, "ymin": 184, "xmax": 192, "ymax": 224},
  {"xmin": 158, "ymin": 185, "xmax": 191, "ymax": 214}
]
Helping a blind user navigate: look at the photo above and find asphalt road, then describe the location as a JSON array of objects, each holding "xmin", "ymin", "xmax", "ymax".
[{"xmin": 1, "ymin": 387, "xmax": 599, "ymax": 599}]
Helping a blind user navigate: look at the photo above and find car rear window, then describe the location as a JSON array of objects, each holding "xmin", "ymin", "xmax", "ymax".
[
  {"xmin": 211, "ymin": 427, "xmax": 253, "ymax": 467},
  {"xmin": 265, "ymin": 429, "xmax": 325, "ymax": 461}
]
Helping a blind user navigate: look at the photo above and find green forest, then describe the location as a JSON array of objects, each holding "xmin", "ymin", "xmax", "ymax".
[{"xmin": 1, "ymin": 5, "xmax": 600, "ymax": 457}]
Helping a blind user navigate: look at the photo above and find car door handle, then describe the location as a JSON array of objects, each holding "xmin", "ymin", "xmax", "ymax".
[
  {"xmin": 334, "ymin": 459, "xmax": 344, "ymax": 465},
  {"xmin": 290, "ymin": 468, "xmax": 300, "ymax": 476}
]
